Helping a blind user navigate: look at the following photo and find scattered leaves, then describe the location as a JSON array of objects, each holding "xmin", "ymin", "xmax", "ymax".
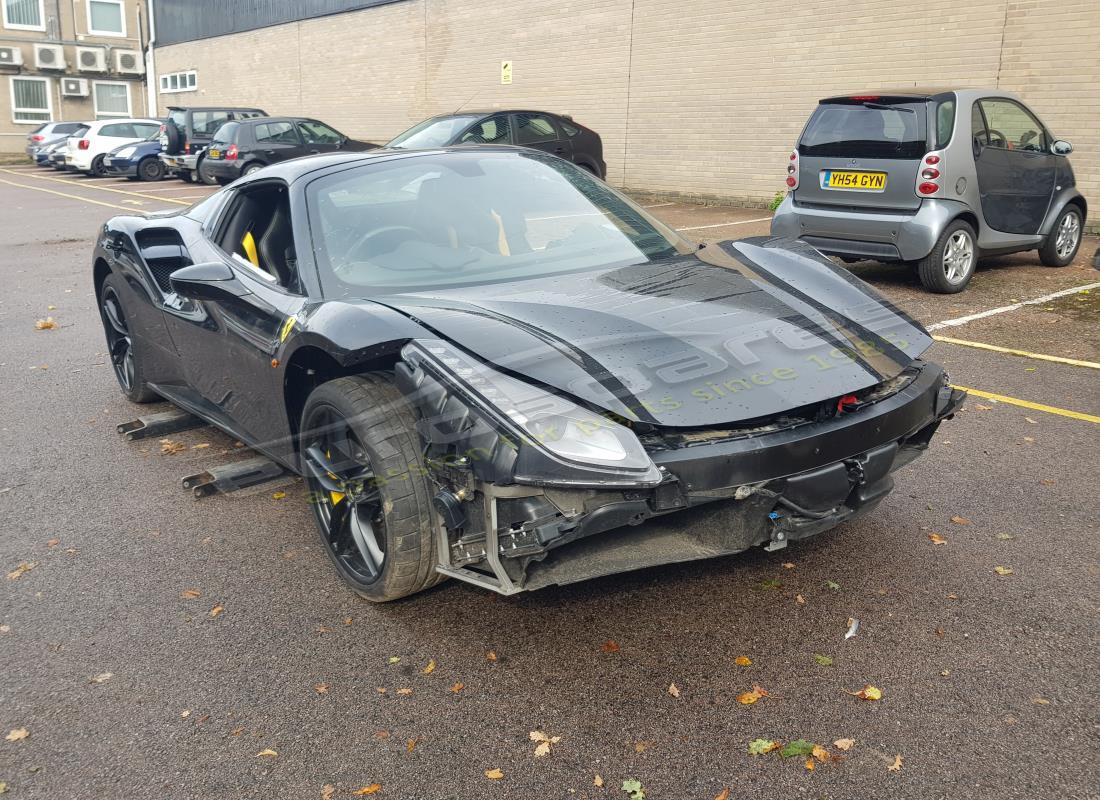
[
  {"xmin": 484, "ymin": 768, "xmax": 504, "ymax": 780},
  {"xmin": 530, "ymin": 730, "xmax": 561, "ymax": 757},
  {"xmin": 321, "ymin": 785, "xmax": 336, "ymax": 800},
  {"xmin": 1031, "ymin": 696, "xmax": 1050, "ymax": 705},
  {"xmin": 160, "ymin": 439, "xmax": 186, "ymax": 455},
  {"xmin": 928, "ymin": 532, "xmax": 947, "ymax": 545},
  {"xmin": 975, "ymin": 403, "xmax": 992, "ymax": 410},
  {"xmin": 813, "ymin": 654, "xmax": 833, "ymax": 667},
  {"xmin": 5, "ymin": 728, "xmax": 29, "ymax": 742},
  {"xmin": 272, "ymin": 491, "xmax": 286, "ymax": 500},
  {"xmin": 825, "ymin": 580, "xmax": 840, "ymax": 591},
  {"xmin": 406, "ymin": 738, "xmax": 419, "ymax": 753},
  {"xmin": 795, "ymin": 594, "xmax": 806, "ymax": 605},
  {"xmin": 601, "ymin": 640, "xmax": 620, "ymax": 653},
  {"xmin": 736, "ymin": 685, "xmax": 770, "ymax": 705},
  {"xmin": 811, "ymin": 744, "xmax": 829, "ymax": 763},
  {"xmin": 35, "ymin": 317, "xmax": 58, "ymax": 330},
  {"xmin": 314, "ymin": 683, "xmax": 329, "ymax": 694},
  {"xmin": 950, "ymin": 515, "xmax": 970, "ymax": 525},
  {"xmin": 734, "ymin": 655, "xmax": 752, "ymax": 667},
  {"xmin": 621, "ymin": 778, "xmax": 646, "ymax": 799},
  {"xmin": 844, "ymin": 684, "xmax": 882, "ymax": 701},
  {"xmin": 180, "ymin": 710, "xmax": 191, "ymax": 718},
  {"xmin": 7, "ymin": 562, "xmax": 36, "ymax": 580},
  {"xmin": 887, "ymin": 754, "xmax": 903, "ymax": 772},
  {"xmin": 0, "ymin": 782, "xmax": 7, "ymax": 794},
  {"xmin": 845, "ymin": 618, "xmax": 860, "ymax": 639},
  {"xmin": 1024, "ymin": 417, "xmax": 1038, "ymax": 425},
  {"xmin": 748, "ymin": 738, "xmax": 780, "ymax": 755},
  {"xmin": 594, "ymin": 774, "xmax": 604, "ymax": 787},
  {"xmin": 46, "ymin": 538, "xmax": 60, "ymax": 548},
  {"xmin": 714, "ymin": 789, "xmax": 730, "ymax": 800},
  {"xmin": 449, "ymin": 682, "xmax": 464, "ymax": 693},
  {"xmin": 395, "ymin": 688, "xmax": 413, "ymax": 696},
  {"xmin": 387, "ymin": 656, "xmax": 401, "ymax": 664},
  {"xmin": 1039, "ymin": 479, "xmax": 1055, "ymax": 487},
  {"xmin": 997, "ymin": 533, "xmax": 1016, "ymax": 541},
  {"xmin": 422, "ymin": 659, "xmax": 436, "ymax": 675},
  {"xmin": 486, "ymin": 650, "xmax": 498, "ymax": 661},
  {"xmin": 667, "ymin": 683, "xmax": 680, "ymax": 698},
  {"xmin": 209, "ymin": 604, "xmax": 224, "ymax": 618},
  {"xmin": 780, "ymin": 739, "xmax": 815, "ymax": 758},
  {"xmin": 90, "ymin": 672, "xmax": 113, "ymax": 684},
  {"xmin": 353, "ymin": 785, "xmax": 382, "ymax": 795},
  {"xmin": 191, "ymin": 442, "xmax": 210, "ymax": 450},
  {"xmin": 633, "ymin": 741, "xmax": 652, "ymax": 753},
  {"xmin": 833, "ymin": 738, "xmax": 854, "ymax": 751},
  {"xmin": 994, "ymin": 566, "xmax": 1014, "ymax": 576},
  {"xmin": 375, "ymin": 687, "xmax": 386, "ymax": 695},
  {"xmin": 781, "ymin": 561, "xmax": 795, "ymax": 569},
  {"xmin": 255, "ymin": 749, "xmax": 278, "ymax": 757},
  {"xmin": 804, "ymin": 758, "xmax": 815, "ymax": 771}
]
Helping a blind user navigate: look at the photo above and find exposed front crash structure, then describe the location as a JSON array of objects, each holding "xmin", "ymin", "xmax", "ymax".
[{"xmin": 398, "ymin": 341, "xmax": 964, "ymax": 594}]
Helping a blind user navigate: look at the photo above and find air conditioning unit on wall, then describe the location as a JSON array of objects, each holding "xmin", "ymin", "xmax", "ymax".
[
  {"xmin": 114, "ymin": 49, "xmax": 143, "ymax": 75},
  {"xmin": 0, "ymin": 46, "xmax": 24, "ymax": 67},
  {"xmin": 61, "ymin": 77, "xmax": 89, "ymax": 97},
  {"xmin": 35, "ymin": 44, "xmax": 66, "ymax": 70},
  {"xmin": 76, "ymin": 46, "xmax": 107, "ymax": 73}
]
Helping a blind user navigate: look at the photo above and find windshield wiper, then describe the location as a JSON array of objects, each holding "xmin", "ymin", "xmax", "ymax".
[{"xmin": 862, "ymin": 102, "xmax": 914, "ymax": 114}]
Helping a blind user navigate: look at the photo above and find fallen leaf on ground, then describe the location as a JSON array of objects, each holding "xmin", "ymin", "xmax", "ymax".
[
  {"xmin": 231, "ymin": 727, "xmax": 245, "ymax": 736},
  {"xmin": 35, "ymin": 318, "xmax": 58, "ymax": 330},
  {"xmin": 0, "ymin": 625, "xmax": 9, "ymax": 633},
  {"xmin": 0, "ymin": 782, "xmax": 9, "ymax": 794},
  {"xmin": 833, "ymin": 738, "xmax": 854, "ymax": 751},
  {"xmin": 486, "ymin": 650, "xmax": 498, "ymax": 661},
  {"xmin": 601, "ymin": 640, "xmax": 620, "ymax": 653},
  {"xmin": 344, "ymin": 617, "xmax": 353, "ymax": 625},
  {"xmin": 422, "ymin": 659, "xmax": 436, "ymax": 675},
  {"xmin": 795, "ymin": 594, "xmax": 806, "ymax": 604},
  {"xmin": 395, "ymin": 688, "xmax": 413, "ymax": 696},
  {"xmin": 180, "ymin": 710, "xmax": 191, "ymax": 718},
  {"xmin": 313, "ymin": 683, "xmax": 329, "ymax": 694},
  {"xmin": 826, "ymin": 580, "xmax": 840, "ymax": 591},
  {"xmin": 484, "ymin": 768, "xmax": 504, "ymax": 780},
  {"xmin": 844, "ymin": 684, "xmax": 882, "ymax": 701},
  {"xmin": 191, "ymin": 443, "xmax": 210, "ymax": 450},
  {"xmin": 375, "ymin": 687, "xmax": 386, "ymax": 694},
  {"xmin": 813, "ymin": 654, "xmax": 833, "ymax": 666},
  {"xmin": 272, "ymin": 491, "xmax": 286, "ymax": 500},
  {"xmin": 90, "ymin": 672, "xmax": 113, "ymax": 684},
  {"xmin": 209, "ymin": 605, "xmax": 224, "ymax": 618},
  {"xmin": 321, "ymin": 785, "xmax": 336, "ymax": 800},
  {"xmin": 1031, "ymin": 696, "xmax": 1050, "ymax": 705},
  {"xmin": 667, "ymin": 682, "xmax": 680, "ymax": 698},
  {"xmin": 7, "ymin": 562, "xmax": 36, "ymax": 580},
  {"xmin": 975, "ymin": 403, "xmax": 992, "ymax": 410},
  {"xmin": 714, "ymin": 789, "xmax": 730, "ymax": 800},
  {"xmin": 736, "ymin": 685, "xmax": 770, "ymax": 705},
  {"xmin": 180, "ymin": 588, "xmax": 201, "ymax": 599},
  {"xmin": 994, "ymin": 566, "xmax": 1013, "ymax": 576},
  {"xmin": 160, "ymin": 439, "xmax": 186, "ymax": 455},
  {"xmin": 997, "ymin": 533, "xmax": 1016, "ymax": 540},
  {"xmin": 928, "ymin": 532, "xmax": 947, "ymax": 545},
  {"xmin": 1039, "ymin": 479, "xmax": 1055, "ymax": 486},
  {"xmin": 748, "ymin": 738, "xmax": 780, "ymax": 755},
  {"xmin": 782, "ymin": 562, "xmax": 795, "ymax": 569},
  {"xmin": 5, "ymin": 728, "xmax": 29, "ymax": 742},
  {"xmin": 804, "ymin": 758, "xmax": 815, "ymax": 771},
  {"xmin": 845, "ymin": 618, "xmax": 860, "ymax": 639},
  {"xmin": 950, "ymin": 515, "xmax": 970, "ymax": 525},
  {"xmin": 46, "ymin": 538, "xmax": 60, "ymax": 548},
  {"xmin": 256, "ymin": 749, "xmax": 277, "ymax": 757},
  {"xmin": 593, "ymin": 774, "xmax": 604, "ymax": 787},
  {"xmin": 534, "ymin": 740, "xmax": 551, "ymax": 757},
  {"xmin": 887, "ymin": 754, "xmax": 903, "ymax": 772},
  {"xmin": 734, "ymin": 655, "xmax": 752, "ymax": 667},
  {"xmin": 353, "ymin": 785, "xmax": 382, "ymax": 795},
  {"xmin": 633, "ymin": 741, "xmax": 652, "ymax": 753},
  {"xmin": 812, "ymin": 744, "xmax": 829, "ymax": 762},
  {"xmin": 387, "ymin": 656, "xmax": 400, "ymax": 664},
  {"xmin": 406, "ymin": 738, "xmax": 419, "ymax": 752},
  {"xmin": 621, "ymin": 779, "xmax": 646, "ymax": 799},
  {"xmin": 529, "ymin": 731, "xmax": 562, "ymax": 759},
  {"xmin": 780, "ymin": 739, "xmax": 815, "ymax": 758},
  {"xmin": 1024, "ymin": 417, "xmax": 1038, "ymax": 424},
  {"xmin": 449, "ymin": 682, "xmax": 464, "ymax": 693}
]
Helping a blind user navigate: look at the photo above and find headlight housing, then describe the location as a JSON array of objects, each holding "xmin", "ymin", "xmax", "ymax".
[
  {"xmin": 403, "ymin": 339, "xmax": 661, "ymax": 487},
  {"xmin": 114, "ymin": 146, "xmax": 136, "ymax": 159}
]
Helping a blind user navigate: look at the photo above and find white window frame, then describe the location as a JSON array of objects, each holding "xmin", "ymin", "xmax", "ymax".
[
  {"xmin": 2, "ymin": 0, "xmax": 45, "ymax": 31},
  {"xmin": 159, "ymin": 70, "xmax": 197, "ymax": 94},
  {"xmin": 9, "ymin": 75, "xmax": 52, "ymax": 124},
  {"xmin": 86, "ymin": 0, "xmax": 125, "ymax": 37},
  {"xmin": 92, "ymin": 80, "xmax": 131, "ymax": 119}
]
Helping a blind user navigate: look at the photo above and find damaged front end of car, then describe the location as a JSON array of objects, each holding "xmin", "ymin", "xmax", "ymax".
[{"xmin": 395, "ymin": 338, "xmax": 966, "ymax": 594}]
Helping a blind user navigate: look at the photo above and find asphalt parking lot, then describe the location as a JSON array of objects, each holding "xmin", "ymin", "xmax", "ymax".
[{"xmin": 1, "ymin": 165, "xmax": 1098, "ymax": 800}]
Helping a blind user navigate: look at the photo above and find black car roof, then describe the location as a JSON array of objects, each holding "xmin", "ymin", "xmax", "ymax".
[
  {"xmin": 167, "ymin": 106, "xmax": 265, "ymax": 112},
  {"xmin": 233, "ymin": 116, "xmax": 323, "ymax": 125}
]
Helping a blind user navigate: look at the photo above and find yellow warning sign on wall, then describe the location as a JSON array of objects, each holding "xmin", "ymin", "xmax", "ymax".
[{"xmin": 501, "ymin": 60, "xmax": 512, "ymax": 85}]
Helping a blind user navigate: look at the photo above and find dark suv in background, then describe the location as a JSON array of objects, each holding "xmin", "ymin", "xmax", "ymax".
[
  {"xmin": 387, "ymin": 110, "xmax": 606, "ymax": 178},
  {"xmin": 203, "ymin": 117, "xmax": 377, "ymax": 185},
  {"xmin": 158, "ymin": 106, "xmax": 267, "ymax": 184}
]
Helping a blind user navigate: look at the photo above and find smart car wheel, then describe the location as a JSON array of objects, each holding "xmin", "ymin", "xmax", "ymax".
[
  {"xmin": 138, "ymin": 156, "xmax": 165, "ymax": 182},
  {"xmin": 1038, "ymin": 206, "xmax": 1082, "ymax": 267},
  {"xmin": 299, "ymin": 374, "xmax": 444, "ymax": 602},
  {"xmin": 98, "ymin": 274, "xmax": 158, "ymax": 403},
  {"xmin": 917, "ymin": 219, "xmax": 977, "ymax": 294}
]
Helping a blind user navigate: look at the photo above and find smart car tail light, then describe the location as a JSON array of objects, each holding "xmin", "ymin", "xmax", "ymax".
[
  {"xmin": 786, "ymin": 150, "xmax": 799, "ymax": 189},
  {"xmin": 915, "ymin": 151, "xmax": 944, "ymax": 197}
]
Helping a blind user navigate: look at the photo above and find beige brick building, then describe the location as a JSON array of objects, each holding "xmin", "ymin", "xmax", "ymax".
[
  {"xmin": 0, "ymin": 0, "xmax": 152, "ymax": 150},
  {"xmin": 153, "ymin": 1, "xmax": 1100, "ymax": 226}
]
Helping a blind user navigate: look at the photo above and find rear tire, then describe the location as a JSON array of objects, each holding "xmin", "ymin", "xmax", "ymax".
[
  {"xmin": 138, "ymin": 156, "xmax": 165, "ymax": 182},
  {"xmin": 299, "ymin": 374, "xmax": 445, "ymax": 602},
  {"xmin": 1038, "ymin": 205, "xmax": 1082, "ymax": 267},
  {"xmin": 98, "ymin": 274, "xmax": 158, "ymax": 404},
  {"xmin": 89, "ymin": 155, "xmax": 108, "ymax": 178},
  {"xmin": 917, "ymin": 219, "xmax": 977, "ymax": 293}
]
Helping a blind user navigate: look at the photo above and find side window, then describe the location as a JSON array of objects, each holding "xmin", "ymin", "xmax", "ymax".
[
  {"xmin": 99, "ymin": 123, "xmax": 132, "ymax": 137},
  {"xmin": 254, "ymin": 121, "xmax": 300, "ymax": 145},
  {"xmin": 214, "ymin": 184, "xmax": 300, "ymax": 292},
  {"xmin": 191, "ymin": 111, "xmax": 230, "ymax": 137},
  {"xmin": 515, "ymin": 113, "xmax": 558, "ymax": 145},
  {"xmin": 971, "ymin": 102, "xmax": 988, "ymax": 146},
  {"xmin": 134, "ymin": 123, "xmax": 160, "ymax": 139},
  {"xmin": 459, "ymin": 116, "xmax": 510, "ymax": 144},
  {"xmin": 935, "ymin": 100, "xmax": 955, "ymax": 148},
  {"xmin": 560, "ymin": 119, "xmax": 580, "ymax": 137},
  {"xmin": 298, "ymin": 121, "xmax": 342, "ymax": 144},
  {"xmin": 978, "ymin": 99, "xmax": 1047, "ymax": 152}
]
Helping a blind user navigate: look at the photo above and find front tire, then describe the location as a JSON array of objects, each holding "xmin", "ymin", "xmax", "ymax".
[
  {"xmin": 917, "ymin": 219, "xmax": 977, "ymax": 293},
  {"xmin": 1038, "ymin": 205, "xmax": 1082, "ymax": 267},
  {"xmin": 98, "ymin": 274, "xmax": 158, "ymax": 403},
  {"xmin": 299, "ymin": 375, "xmax": 444, "ymax": 602},
  {"xmin": 138, "ymin": 156, "xmax": 166, "ymax": 182}
]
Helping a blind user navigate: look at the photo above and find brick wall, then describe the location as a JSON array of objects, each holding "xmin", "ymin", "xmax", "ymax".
[{"xmin": 152, "ymin": 0, "xmax": 1099, "ymax": 224}]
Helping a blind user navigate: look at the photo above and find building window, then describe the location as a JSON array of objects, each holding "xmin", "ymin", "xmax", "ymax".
[
  {"xmin": 159, "ymin": 71, "xmax": 197, "ymax": 94},
  {"xmin": 10, "ymin": 76, "xmax": 51, "ymax": 123},
  {"xmin": 3, "ymin": 0, "xmax": 45, "ymax": 31},
  {"xmin": 93, "ymin": 81, "xmax": 131, "ymax": 119},
  {"xmin": 87, "ymin": 0, "xmax": 125, "ymax": 37}
]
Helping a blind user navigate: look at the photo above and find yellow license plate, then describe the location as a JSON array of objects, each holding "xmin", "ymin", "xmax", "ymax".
[
  {"xmin": 822, "ymin": 170, "xmax": 887, "ymax": 191},
  {"xmin": 208, "ymin": 149, "xmax": 220, "ymax": 159}
]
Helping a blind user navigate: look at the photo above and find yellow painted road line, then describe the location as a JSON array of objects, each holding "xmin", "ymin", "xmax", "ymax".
[
  {"xmin": 954, "ymin": 386, "xmax": 1100, "ymax": 424},
  {"xmin": 934, "ymin": 336, "xmax": 1100, "ymax": 370},
  {"xmin": 0, "ymin": 176, "xmax": 140, "ymax": 212},
  {"xmin": 0, "ymin": 167, "xmax": 190, "ymax": 206}
]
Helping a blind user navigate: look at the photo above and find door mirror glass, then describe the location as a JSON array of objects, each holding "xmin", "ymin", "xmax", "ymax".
[
  {"xmin": 1051, "ymin": 139, "xmax": 1073, "ymax": 156},
  {"xmin": 170, "ymin": 261, "xmax": 248, "ymax": 301}
]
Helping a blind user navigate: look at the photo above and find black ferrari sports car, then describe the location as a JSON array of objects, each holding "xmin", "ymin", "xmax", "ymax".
[{"xmin": 93, "ymin": 146, "xmax": 965, "ymax": 601}]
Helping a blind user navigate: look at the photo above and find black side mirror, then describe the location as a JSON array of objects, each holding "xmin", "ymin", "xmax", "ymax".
[{"xmin": 170, "ymin": 261, "xmax": 251, "ymax": 301}]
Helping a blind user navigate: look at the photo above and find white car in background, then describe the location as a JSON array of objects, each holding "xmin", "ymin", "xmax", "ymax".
[{"xmin": 66, "ymin": 119, "xmax": 162, "ymax": 177}]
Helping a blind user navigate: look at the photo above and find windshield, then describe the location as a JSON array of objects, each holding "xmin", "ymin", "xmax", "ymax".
[
  {"xmin": 386, "ymin": 115, "xmax": 482, "ymax": 149},
  {"xmin": 307, "ymin": 151, "xmax": 693, "ymax": 298},
  {"xmin": 799, "ymin": 101, "xmax": 929, "ymax": 159}
]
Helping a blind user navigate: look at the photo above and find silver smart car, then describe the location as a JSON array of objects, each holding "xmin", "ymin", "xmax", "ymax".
[{"xmin": 771, "ymin": 88, "xmax": 1087, "ymax": 293}]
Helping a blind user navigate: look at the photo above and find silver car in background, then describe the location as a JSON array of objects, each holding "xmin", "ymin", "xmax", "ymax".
[{"xmin": 771, "ymin": 88, "xmax": 1087, "ymax": 293}]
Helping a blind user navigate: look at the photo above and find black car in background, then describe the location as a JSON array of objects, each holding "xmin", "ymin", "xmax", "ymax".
[
  {"xmin": 159, "ymin": 106, "xmax": 267, "ymax": 184},
  {"xmin": 387, "ymin": 110, "xmax": 606, "ymax": 178},
  {"xmin": 202, "ymin": 117, "xmax": 378, "ymax": 185}
]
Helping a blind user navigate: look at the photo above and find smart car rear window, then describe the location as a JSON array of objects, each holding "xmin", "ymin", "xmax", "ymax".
[{"xmin": 799, "ymin": 101, "xmax": 929, "ymax": 159}]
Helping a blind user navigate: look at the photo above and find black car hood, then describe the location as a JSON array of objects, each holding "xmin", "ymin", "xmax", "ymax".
[{"xmin": 371, "ymin": 238, "xmax": 931, "ymax": 427}]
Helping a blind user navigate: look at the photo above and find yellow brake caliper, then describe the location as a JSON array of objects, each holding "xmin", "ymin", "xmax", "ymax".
[{"xmin": 326, "ymin": 449, "xmax": 344, "ymax": 505}]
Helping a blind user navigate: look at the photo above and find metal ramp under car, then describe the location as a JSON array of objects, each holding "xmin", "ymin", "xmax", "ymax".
[{"xmin": 116, "ymin": 407, "xmax": 291, "ymax": 498}]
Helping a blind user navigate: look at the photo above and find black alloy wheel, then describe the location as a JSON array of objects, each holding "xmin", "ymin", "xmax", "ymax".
[{"xmin": 98, "ymin": 275, "xmax": 157, "ymax": 403}]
